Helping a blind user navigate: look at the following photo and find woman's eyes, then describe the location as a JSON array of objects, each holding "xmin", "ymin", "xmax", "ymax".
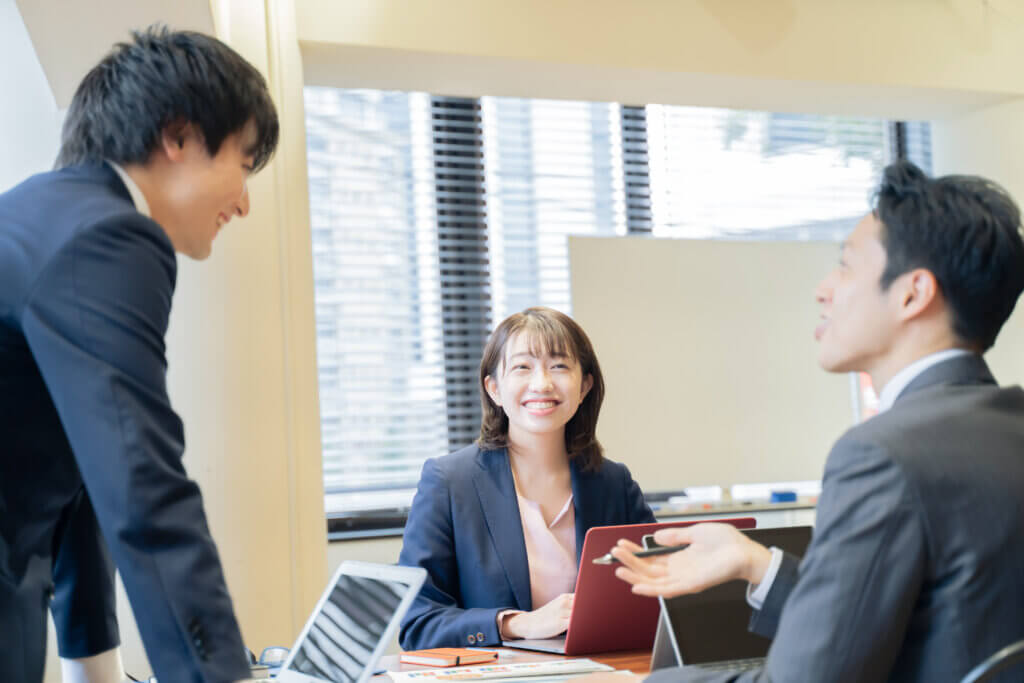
[{"xmin": 510, "ymin": 361, "xmax": 571, "ymax": 371}]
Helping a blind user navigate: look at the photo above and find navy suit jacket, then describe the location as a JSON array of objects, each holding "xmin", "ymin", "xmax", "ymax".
[
  {"xmin": 0, "ymin": 164, "xmax": 249, "ymax": 683},
  {"xmin": 646, "ymin": 355, "xmax": 1024, "ymax": 682},
  {"xmin": 397, "ymin": 444, "xmax": 655, "ymax": 650}
]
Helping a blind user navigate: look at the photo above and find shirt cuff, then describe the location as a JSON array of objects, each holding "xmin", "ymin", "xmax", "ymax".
[
  {"xmin": 746, "ymin": 546, "xmax": 783, "ymax": 610},
  {"xmin": 60, "ymin": 646, "xmax": 124, "ymax": 683},
  {"xmin": 497, "ymin": 609, "xmax": 524, "ymax": 640}
]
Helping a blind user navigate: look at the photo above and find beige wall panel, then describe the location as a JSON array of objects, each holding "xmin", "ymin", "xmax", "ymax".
[{"xmin": 570, "ymin": 236, "xmax": 852, "ymax": 491}]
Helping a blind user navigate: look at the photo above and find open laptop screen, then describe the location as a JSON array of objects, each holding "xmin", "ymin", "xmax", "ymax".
[
  {"xmin": 660, "ymin": 526, "xmax": 812, "ymax": 666},
  {"xmin": 279, "ymin": 561, "xmax": 426, "ymax": 683},
  {"xmin": 663, "ymin": 579, "xmax": 771, "ymax": 664}
]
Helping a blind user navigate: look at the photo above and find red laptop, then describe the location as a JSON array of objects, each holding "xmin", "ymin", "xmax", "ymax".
[{"xmin": 501, "ymin": 518, "xmax": 756, "ymax": 655}]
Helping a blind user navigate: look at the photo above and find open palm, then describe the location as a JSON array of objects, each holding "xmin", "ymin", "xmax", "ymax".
[{"xmin": 610, "ymin": 523, "xmax": 769, "ymax": 598}]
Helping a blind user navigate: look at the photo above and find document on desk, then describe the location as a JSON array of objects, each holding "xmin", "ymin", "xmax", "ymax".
[{"xmin": 388, "ymin": 658, "xmax": 614, "ymax": 683}]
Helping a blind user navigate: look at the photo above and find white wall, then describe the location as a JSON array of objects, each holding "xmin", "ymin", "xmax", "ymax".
[
  {"xmin": 1, "ymin": 4, "xmax": 64, "ymax": 681},
  {"xmin": 0, "ymin": 0, "xmax": 61, "ymax": 192}
]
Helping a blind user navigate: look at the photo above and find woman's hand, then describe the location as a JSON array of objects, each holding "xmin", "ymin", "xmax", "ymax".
[
  {"xmin": 503, "ymin": 593, "xmax": 574, "ymax": 639},
  {"xmin": 610, "ymin": 522, "xmax": 772, "ymax": 598}
]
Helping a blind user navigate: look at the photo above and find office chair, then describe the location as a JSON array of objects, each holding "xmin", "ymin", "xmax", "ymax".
[{"xmin": 960, "ymin": 639, "xmax": 1024, "ymax": 683}]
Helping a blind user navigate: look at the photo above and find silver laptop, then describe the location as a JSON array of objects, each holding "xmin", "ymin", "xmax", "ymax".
[
  {"xmin": 649, "ymin": 526, "xmax": 813, "ymax": 673},
  {"xmin": 277, "ymin": 561, "xmax": 426, "ymax": 683}
]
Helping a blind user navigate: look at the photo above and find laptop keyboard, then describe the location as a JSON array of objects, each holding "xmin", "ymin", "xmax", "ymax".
[{"xmin": 694, "ymin": 657, "xmax": 764, "ymax": 672}]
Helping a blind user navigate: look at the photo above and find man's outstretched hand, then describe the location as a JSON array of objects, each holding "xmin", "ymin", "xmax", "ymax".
[{"xmin": 611, "ymin": 523, "xmax": 773, "ymax": 598}]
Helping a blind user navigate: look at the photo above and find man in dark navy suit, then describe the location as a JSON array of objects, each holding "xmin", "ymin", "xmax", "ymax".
[{"xmin": 0, "ymin": 27, "xmax": 278, "ymax": 683}]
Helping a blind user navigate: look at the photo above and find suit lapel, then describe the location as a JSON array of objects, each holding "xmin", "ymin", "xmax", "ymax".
[
  {"xmin": 472, "ymin": 448, "xmax": 532, "ymax": 611},
  {"xmin": 570, "ymin": 461, "xmax": 599, "ymax": 565}
]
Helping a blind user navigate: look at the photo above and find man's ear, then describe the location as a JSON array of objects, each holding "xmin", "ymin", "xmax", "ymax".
[
  {"xmin": 898, "ymin": 268, "xmax": 939, "ymax": 320},
  {"xmin": 484, "ymin": 375, "xmax": 501, "ymax": 407},
  {"xmin": 160, "ymin": 121, "xmax": 192, "ymax": 162}
]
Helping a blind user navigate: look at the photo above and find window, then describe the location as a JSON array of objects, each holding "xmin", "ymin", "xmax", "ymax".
[
  {"xmin": 306, "ymin": 90, "xmax": 449, "ymax": 517},
  {"xmin": 483, "ymin": 98, "xmax": 628, "ymax": 319},
  {"xmin": 304, "ymin": 87, "xmax": 931, "ymax": 530},
  {"xmin": 646, "ymin": 108, "xmax": 891, "ymax": 241}
]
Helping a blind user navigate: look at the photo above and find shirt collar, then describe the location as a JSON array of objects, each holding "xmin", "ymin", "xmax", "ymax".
[
  {"xmin": 106, "ymin": 161, "xmax": 151, "ymax": 218},
  {"xmin": 877, "ymin": 348, "xmax": 973, "ymax": 412}
]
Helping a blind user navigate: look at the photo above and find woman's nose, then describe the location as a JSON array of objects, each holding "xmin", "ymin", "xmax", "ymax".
[{"xmin": 530, "ymin": 370, "xmax": 553, "ymax": 391}]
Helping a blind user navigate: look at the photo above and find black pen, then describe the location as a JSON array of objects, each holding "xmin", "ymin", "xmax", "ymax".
[{"xmin": 592, "ymin": 544, "xmax": 689, "ymax": 565}]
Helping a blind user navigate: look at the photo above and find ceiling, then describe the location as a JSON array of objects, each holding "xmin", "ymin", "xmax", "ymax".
[{"xmin": 15, "ymin": 0, "xmax": 215, "ymax": 107}]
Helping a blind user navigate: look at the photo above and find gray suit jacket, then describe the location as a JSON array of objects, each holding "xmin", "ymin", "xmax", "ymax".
[{"xmin": 646, "ymin": 354, "xmax": 1024, "ymax": 682}]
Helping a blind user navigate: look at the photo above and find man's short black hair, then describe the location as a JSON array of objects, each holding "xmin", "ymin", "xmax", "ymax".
[
  {"xmin": 56, "ymin": 25, "xmax": 278, "ymax": 172},
  {"xmin": 875, "ymin": 160, "xmax": 1024, "ymax": 351}
]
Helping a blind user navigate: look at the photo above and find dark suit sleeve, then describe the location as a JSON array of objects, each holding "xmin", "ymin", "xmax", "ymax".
[
  {"xmin": 621, "ymin": 463, "xmax": 657, "ymax": 524},
  {"xmin": 49, "ymin": 488, "xmax": 118, "ymax": 658},
  {"xmin": 746, "ymin": 551, "xmax": 799, "ymax": 639},
  {"xmin": 644, "ymin": 437, "xmax": 927, "ymax": 683},
  {"xmin": 398, "ymin": 458, "xmax": 505, "ymax": 649},
  {"xmin": 20, "ymin": 215, "xmax": 250, "ymax": 682}
]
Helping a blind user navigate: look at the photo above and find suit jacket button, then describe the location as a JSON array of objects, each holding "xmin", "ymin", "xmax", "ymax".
[
  {"xmin": 467, "ymin": 635, "xmax": 476, "ymax": 644},
  {"xmin": 476, "ymin": 632, "xmax": 485, "ymax": 642}
]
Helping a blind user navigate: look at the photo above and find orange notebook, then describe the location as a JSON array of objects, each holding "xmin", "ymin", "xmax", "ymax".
[{"xmin": 400, "ymin": 648, "xmax": 499, "ymax": 667}]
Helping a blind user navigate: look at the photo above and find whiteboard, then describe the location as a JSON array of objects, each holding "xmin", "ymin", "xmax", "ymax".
[{"xmin": 569, "ymin": 236, "xmax": 853, "ymax": 491}]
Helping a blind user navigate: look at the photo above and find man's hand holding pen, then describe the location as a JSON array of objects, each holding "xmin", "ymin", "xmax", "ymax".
[{"xmin": 607, "ymin": 523, "xmax": 774, "ymax": 599}]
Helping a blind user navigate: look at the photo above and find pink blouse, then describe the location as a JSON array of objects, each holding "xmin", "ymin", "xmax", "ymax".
[
  {"xmin": 515, "ymin": 491, "xmax": 578, "ymax": 608},
  {"xmin": 497, "ymin": 479, "xmax": 580, "ymax": 638}
]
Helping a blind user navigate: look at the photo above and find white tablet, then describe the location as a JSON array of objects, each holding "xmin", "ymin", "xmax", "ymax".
[{"xmin": 277, "ymin": 561, "xmax": 427, "ymax": 683}]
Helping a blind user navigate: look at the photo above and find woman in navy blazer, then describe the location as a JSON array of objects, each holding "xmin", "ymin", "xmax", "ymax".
[{"xmin": 398, "ymin": 307, "xmax": 655, "ymax": 650}]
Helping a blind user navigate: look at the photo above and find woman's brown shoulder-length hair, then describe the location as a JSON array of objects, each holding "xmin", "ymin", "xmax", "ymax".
[{"xmin": 476, "ymin": 306, "xmax": 606, "ymax": 472}]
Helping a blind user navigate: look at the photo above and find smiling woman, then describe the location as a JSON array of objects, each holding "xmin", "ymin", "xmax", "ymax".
[
  {"xmin": 396, "ymin": 307, "xmax": 655, "ymax": 650},
  {"xmin": 479, "ymin": 307, "xmax": 603, "ymax": 473}
]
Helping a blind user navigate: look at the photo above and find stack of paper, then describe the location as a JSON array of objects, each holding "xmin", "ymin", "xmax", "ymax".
[{"xmin": 388, "ymin": 658, "xmax": 616, "ymax": 683}]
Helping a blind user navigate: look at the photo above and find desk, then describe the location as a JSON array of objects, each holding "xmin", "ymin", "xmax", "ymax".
[{"xmin": 374, "ymin": 647, "xmax": 651, "ymax": 679}]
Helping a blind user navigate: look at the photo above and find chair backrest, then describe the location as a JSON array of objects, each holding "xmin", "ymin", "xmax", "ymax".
[{"xmin": 960, "ymin": 639, "xmax": 1024, "ymax": 683}]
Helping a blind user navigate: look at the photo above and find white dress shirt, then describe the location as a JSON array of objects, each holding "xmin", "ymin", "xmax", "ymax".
[
  {"xmin": 107, "ymin": 161, "xmax": 151, "ymax": 218},
  {"xmin": 875, "ymin": 348, "xmax": 971, "ymax": 412},
  {"xmin": 746, "ymin": 349, "xmax": 974, "ymax": 609},
  {"xmin": 60, "ymin": 648, "xmax": 126, "ymax": 683}
]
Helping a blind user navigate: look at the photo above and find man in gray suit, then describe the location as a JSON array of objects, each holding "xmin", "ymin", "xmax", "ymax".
[{"xmin": 608, "ymin": 161, "xmax": 1024, "ymax": 681}]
